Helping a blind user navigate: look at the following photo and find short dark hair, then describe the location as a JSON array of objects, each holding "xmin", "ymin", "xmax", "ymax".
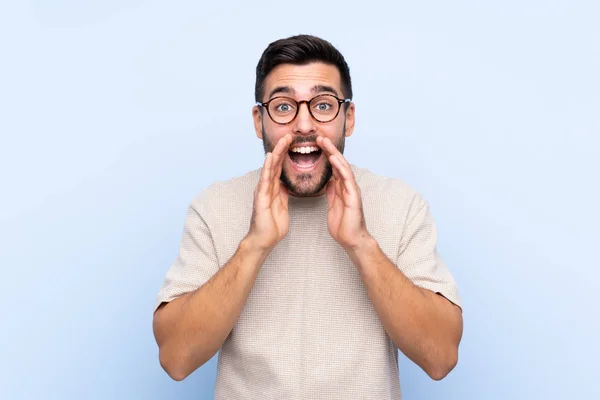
[{"xmin": 254, "ymin": 34, "xmax": 353, "ymax": 103}]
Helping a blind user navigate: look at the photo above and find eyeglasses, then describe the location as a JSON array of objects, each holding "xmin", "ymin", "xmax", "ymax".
[{"xmin": 256, "ymin": 94, "xmax": 351, "ymax": 125}]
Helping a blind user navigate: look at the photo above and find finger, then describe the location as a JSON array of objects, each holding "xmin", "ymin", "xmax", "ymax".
[
  {"xmin": 271, "ymin": 161, "xmax": 282, "ymax": 199},
  {"xmin": 272, "ymin": 179, "xmax": 289, "ymax": 216},
  {"xmin": 261, "ymin": 152, "xmax": 272, "ymax": 181},
  {"xmin": 316, "ymin": 136, "xmax": 332, "ymax": 158},
  {"xmin": 272, "ymin": 135, "xmax": 291, "ymax": 193},
  {"xmin": 259, "ymin": 152, "xmax": 273, "ymax": 197},
  {"xmin": 326, "ymin": 176, "xmax": 344, "ymax": 213},
  {"xmin": 335, "ymin": 170, "xmax": 344, "ymax": 198},
  {"xmin": 279, "ymin": 134, "xmax": 292, "ymax": 155},
  {"xmin": 328, "ymin": 158, "xmax": 343, "ymax": 196},
  {"xmin": 330, "ymin": 155, "xmax": 351, "ymax": 181},
  {"xmin": 331, "ymin": 160, "xmax": 341, "ymax": 181},
  {"xmin": 279, "ymin": 184, "xmax": 289, "ymax": 210},
  {"xmin": 271, "ymin": 142, "xmax": 287, "ymax": 196},
  {"xmin": 318, "ymin": 137, "xmax": 350, "ymax": 169},
  {"xmin": 326, "ymin": 179, "xmax": 336, "ymax": 208},
  {"xmin": 273, "ymin": 140, "xmax": 288, "ymax": 177},
  {"xmin": 330, "ymin": 155, "xmax": 358, "ymax": 198},
  {"xmin": 273, "ymin": 155, "xmax": 291, "ymax": 202},
  {"xmin": 271, "ymin": 153, "xmax": 286, "ymax": 187},
  {"xmin": 319, "ymin": 137, "xmax": 354, "ymax": 189},
  {"xmin": 271, "ymin": 134, "xmax": 291, "ymax": 173}
]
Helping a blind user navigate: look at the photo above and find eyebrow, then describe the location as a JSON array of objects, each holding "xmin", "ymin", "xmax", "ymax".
[
  {"xmin": 311, "ymin": 85, "xmax": 339, "ymax": 97},
  {"xmin": 268, "ymin": 86, "xmax": 293, "ymax": 99},
  {"xmin": 267, "ymin": 85, "xmax": 340, "ymax": 100}
]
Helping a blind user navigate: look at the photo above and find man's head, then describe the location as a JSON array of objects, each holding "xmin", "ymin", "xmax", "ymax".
[{"xmin": 253, "ymin": 34, "xmax": 355, "ymax": 197}]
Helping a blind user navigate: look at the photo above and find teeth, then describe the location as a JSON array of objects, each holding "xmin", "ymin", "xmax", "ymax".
[{"xmin": 290, "ymin": 146, "xmax": 319, "ymax": 154}]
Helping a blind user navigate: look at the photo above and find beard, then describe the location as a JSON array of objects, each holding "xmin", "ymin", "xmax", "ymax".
[{"xmin": 261, "ymin": 121, "xmax": 346, "ymax": 197}]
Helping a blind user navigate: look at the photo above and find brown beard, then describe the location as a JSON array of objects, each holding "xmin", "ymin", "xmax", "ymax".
[{"xmin": 261, "ymin": 121, "xmax": 346, "ymax": 197}]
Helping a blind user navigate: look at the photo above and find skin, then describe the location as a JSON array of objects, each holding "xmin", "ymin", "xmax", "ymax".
[
  {"xmin": 318, "ymin": 136, "xmax": 464, "ymax": 380},
  {"xmin": 253, "ymin": 62, "xmax": 354, "ymax": 198},
  {"xmin": 153, "ymin": 61, "xmax": 463, "ymax": 382}
]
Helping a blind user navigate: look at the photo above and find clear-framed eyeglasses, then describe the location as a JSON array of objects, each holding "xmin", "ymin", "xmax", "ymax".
[{"xmin": 256, "ymin": 94, "xmax": 352, "ymax": 125}]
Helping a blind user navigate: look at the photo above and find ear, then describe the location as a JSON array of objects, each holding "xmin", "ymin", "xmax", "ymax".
[
  {"xmin": 253, "ymin": 105, "xmax": 263, "ymax": 139},
  {"xmin": 344, "ymin": 102, "xmax": 355, "ymax": 138}
]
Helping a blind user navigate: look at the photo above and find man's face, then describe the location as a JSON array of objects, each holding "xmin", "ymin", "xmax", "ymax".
[{"xmin": 253, "ymin": 62, "xmax": 355, "ymax": 197}]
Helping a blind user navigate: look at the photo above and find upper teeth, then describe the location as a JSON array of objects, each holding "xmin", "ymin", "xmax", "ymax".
[{"xmin": 291, "ymin": 146, "xmax": 319, "ymax": 154}]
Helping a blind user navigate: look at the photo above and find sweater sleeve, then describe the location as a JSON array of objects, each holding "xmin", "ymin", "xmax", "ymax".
[
  {"xmin": 153, "ymin": 194, "xmax": 220, "ymax": 313},
  {"xmin": 396, "ymin": 194, "xmax": 462, "ymax": 308}
]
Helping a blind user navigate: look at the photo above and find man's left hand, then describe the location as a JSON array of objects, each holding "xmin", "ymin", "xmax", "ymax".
[{"xmin": 317, "ymin": 136, "xmax": 372, "ymax": 251}]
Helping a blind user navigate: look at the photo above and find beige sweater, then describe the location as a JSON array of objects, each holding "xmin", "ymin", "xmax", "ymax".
[{"xmin": 154, "ymin": 165, "xmax": 462, "ymax": 399}]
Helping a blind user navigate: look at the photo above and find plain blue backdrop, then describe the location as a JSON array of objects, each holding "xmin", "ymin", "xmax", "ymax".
[{"xmin": 1, "ymin": 1, "xmax": 598, "ymax": 399}]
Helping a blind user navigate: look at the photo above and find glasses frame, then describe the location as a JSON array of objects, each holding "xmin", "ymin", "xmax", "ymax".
[{"xmin": 256, "ymin": 94, "xmax": 352, "ymax": 125}]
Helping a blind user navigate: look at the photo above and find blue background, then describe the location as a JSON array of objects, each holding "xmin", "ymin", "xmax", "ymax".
[{"xmin": 1, "ymin": 1, "xmax": 598, "ymax": 399}]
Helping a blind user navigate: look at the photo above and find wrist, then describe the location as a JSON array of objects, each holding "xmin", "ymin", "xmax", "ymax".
[
  {"xmin": 240, "ymin": 234, "xmax": 274, "ymax": 259},
  {"xmin": 344, "ymin": 232, "xmax": 377, "ymax": 260},
  {"xmin": 345, "ymin": 234, "xmax": 380, "ymax": 278}
]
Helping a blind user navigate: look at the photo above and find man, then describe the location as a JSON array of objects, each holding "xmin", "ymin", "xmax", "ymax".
[{"xmin": 152, "ymin": 34, "xmax": 463, "ymax": 399}]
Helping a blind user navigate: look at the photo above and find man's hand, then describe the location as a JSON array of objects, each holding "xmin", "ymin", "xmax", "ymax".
[
  {"xmin": 317, "ymin": 136, "xmax": 371, "ymax": 251},
  {"xmin": 154, "ymin": 136, "xmax": 292, "ymax": 379},
  {"xmin": 246, "ymin": 134, "xmax": 292, "ymax": 251}
]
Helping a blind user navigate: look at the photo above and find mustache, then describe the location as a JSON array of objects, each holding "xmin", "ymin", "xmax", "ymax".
[{"xmin": 290, "ymin": 135, "xmax": 319, "ymax": 147}]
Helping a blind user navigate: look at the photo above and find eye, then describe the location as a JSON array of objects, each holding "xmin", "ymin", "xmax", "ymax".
[
  {"xmin": 273, "ymin": 100, "xmax": 296, "ymax": 113},
  {"xmin": 313, "ymin": 101, "xmax": 333, "ymax": 112}
]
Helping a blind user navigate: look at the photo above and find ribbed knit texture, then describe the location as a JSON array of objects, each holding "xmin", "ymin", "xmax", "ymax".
[{"xmin": 154, "ymin": 165, "xmax": 462, "ymax": 399}]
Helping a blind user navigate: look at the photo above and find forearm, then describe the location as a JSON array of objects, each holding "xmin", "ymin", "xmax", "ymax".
[
  {"xmin": 153, "ymin": 236, "xmax": 269, "ymax": 380},
  {"xmin": 347, "ymin": 237, "xmax": 463, "ymax": 380}
]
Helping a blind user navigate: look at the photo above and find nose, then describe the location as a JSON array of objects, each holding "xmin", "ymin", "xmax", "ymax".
[{"xmin": 292, "ymin": 101, "xmax": 316, "ymax": 135}]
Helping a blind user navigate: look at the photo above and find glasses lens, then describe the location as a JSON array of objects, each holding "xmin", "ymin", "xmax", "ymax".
[
  {"xmin": 268, "ymin": 97, "xmax": 297, "ymax": 124},
  {"xmin": 310, "ymin": 95, "xmax": 339, "ymax": 122}
]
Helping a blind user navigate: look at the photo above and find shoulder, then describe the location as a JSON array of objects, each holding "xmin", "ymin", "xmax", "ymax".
[
  {"xmin": 352, "ymin": 165, "xmax": 426, "ymax": 209},
  {"xmin": 189, "ymin": 168, "xmax": 262, "ymax": 214},
  {"xmin": 351, "ymin": 165, "xmax": 434, "ymax": 250}
]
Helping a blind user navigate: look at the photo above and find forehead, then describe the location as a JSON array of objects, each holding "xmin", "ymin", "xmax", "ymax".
[{"xmin": 263, "ymin": 62, "xmax": 342, "ymax": 99}]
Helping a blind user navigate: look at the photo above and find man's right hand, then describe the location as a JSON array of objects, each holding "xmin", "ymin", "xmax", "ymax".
[
  {"xmin": 154, "ymin": 134, "xmax": 293, "ymax": 380},
  {"xmin": 246, "ymin": 134, "xmax": 292, "ymax": 252}
]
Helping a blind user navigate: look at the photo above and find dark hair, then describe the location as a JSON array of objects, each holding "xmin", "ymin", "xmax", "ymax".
[{"xmin": 254, "ymin": 34, "xmax": 353, "ymax": 103}]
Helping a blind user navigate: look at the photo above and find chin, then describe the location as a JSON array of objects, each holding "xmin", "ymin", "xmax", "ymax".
[{"xmin": 281, "ymin": 164, "xmax": 332, "ymax": 197}]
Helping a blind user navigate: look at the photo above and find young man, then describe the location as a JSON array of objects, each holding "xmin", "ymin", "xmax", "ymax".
[{"xmin": 153, "ymin": 34, "xmax": 463, "ymax": 399}]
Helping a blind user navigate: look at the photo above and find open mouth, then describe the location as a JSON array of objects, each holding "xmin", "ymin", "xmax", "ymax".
[{"xmin": 288, "ymin": 144, "xmax": 323, "ymax": 169}]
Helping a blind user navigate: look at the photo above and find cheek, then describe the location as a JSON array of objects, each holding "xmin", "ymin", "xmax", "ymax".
[
  {"xmin": 263, "ymin": 121, "xmax": 290, "ymax": 140},
  {"xmin": 322, "ymin": 120, "xmax": 345, "ymax": 137}
]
